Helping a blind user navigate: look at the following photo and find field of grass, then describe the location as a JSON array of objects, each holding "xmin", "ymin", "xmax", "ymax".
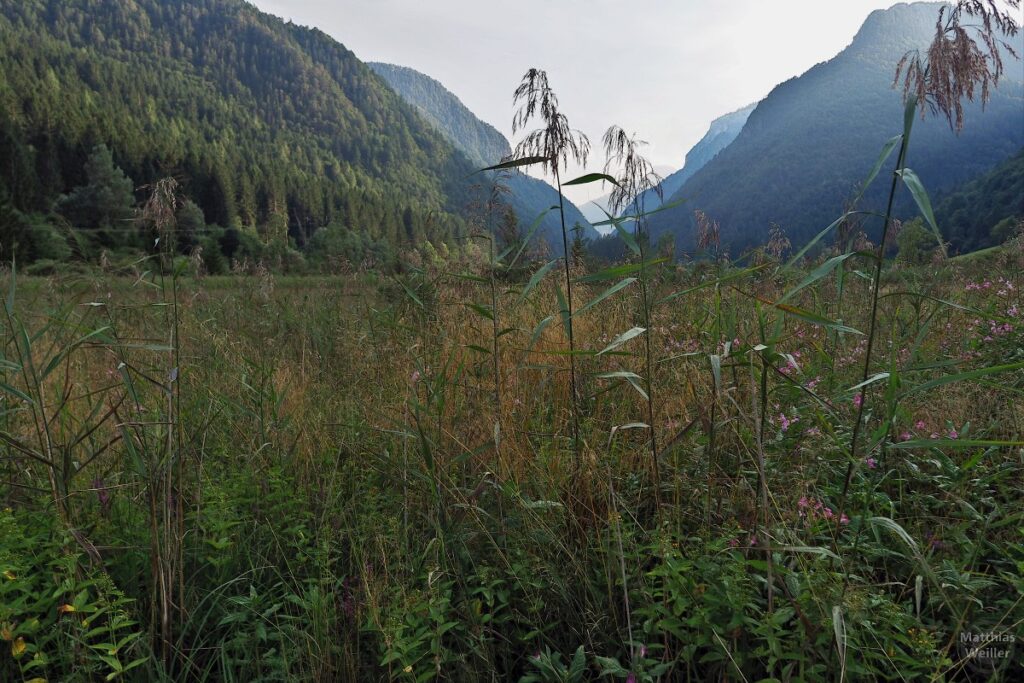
[{"xmin": 1, "ymin": 233, "xmax": 1022, "ymax": 681}]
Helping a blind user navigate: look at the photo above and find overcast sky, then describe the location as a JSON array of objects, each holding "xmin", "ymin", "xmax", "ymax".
[{"xmin": 250, "ymin": 0, "xmax": 907, "ymax": 204}]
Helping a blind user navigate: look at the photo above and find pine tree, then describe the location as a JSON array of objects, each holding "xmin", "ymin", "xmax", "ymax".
[{"xmin": 56, "ymin": 144, "xmax": 136, "ymax": 240}]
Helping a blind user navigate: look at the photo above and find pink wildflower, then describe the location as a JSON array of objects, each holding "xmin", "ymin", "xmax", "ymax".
[{"xmin": 866, "ymin": 457, "xmax": 877, "ymax": 469}]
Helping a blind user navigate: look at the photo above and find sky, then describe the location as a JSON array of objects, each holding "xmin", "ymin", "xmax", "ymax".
[{"xmin": 250, "ymin": 0, "xmax": 905, "ymax": 205}]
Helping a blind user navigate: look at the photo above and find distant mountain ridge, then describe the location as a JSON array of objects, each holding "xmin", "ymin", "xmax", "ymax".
[
  {"xmin": 647, "ymin": 2, "xmax": 1024, "ymax": 255},
  {"xmin": 628, "ymin": 103, "xmax": 755, "ymax": 217},
  {"xmin": 368, "ymin": 61, "xmax": 597, "ymax": 249},
  {"xmin": 367, "ymin": 63, "xmax": 509, "ymax": 169}
]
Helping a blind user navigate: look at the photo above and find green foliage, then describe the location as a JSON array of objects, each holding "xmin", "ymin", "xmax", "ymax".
[
  {"xmin": 56, "ymin": 145, "xmax": 136, "ymax": 233},
  {"xmin": 0, "ymin": 0, "xmax": 477, "ymax": 266},
  {"xmin": 897, "ymin": 217, "xmax": 935, "ymax": 265},
  {"xmin": 0, "ymin": 193, "xmax": 70, "ymax": 262},
  {"xmin": 53, "ymin": 144, "xmax": 138, "ymax": 258},
  {"xmin": 0, "ymin": 509, "xmax": 148, "ymax": 682},
  {"xmin": 937, "ymin": 147, "xmax": 1024, "ymax": 252},
  {"xmin": 306, "ymin": 220, "xmax": 396, "ymax": 271}
]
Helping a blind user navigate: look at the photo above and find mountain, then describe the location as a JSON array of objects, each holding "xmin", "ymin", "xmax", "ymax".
[
  {"xmin": 368, "ymin": 62, "xmax": 596, "ymax": 249},
  {"xmin": 937, "ymin": 146, "xmax": 1024, "ymax": 252},
  {"xmin": 646, "ymin": 2, "xmax": 1024, "ymax": 256},
  {"xmin": 367, "ymin": 63, "xmax": 507, "ymax": 169},
  {"xmin": 629, "ymin": 104, "xmax": 755, "ymax": 216},
  {"xmin": 579, "ymin": 193, "xmax": 613, "ymax": 226},
  {"xmin": 0, "ymin": 0, "xmax": 489, "ymax": 266}
]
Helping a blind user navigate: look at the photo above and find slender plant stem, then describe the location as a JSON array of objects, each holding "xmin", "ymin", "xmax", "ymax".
[
  {"xmin": 635, "ymin": 220, "xmax": 661, "ymax": 502},
  {"xmin": 839, "ymin": 132, "xmax": 911, "ymax": 515},
  {"xmin": 554, "ymin": 168, "xmax": 581, "ymax": 465}
]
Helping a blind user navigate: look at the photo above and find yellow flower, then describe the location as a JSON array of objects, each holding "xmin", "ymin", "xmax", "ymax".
[
  {"xmin": 57, "ymin": 604, "xmax": 76, "ymax": 614},
  {"xmin": 403, "ymin": 665, "xmax": 413, "ymax": 673},
  {"xmin": 0, "ymin": 624, "xmax": 12, "ymax": 641},
  {"xmin": 12, "ymin": 636, "xmax": 26, "ymax": 657},
  {"xmin": 2, "ymin": 570, "xmax": 15, "ymax": 581}
]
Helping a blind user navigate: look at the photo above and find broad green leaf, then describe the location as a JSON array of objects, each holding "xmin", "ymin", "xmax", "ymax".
[
  {"xmin": 853, "ymin": 134, "xmax": 903, "ymax": 204},
  {"xmin": 780, "ymin": 252, "xmax": 858, "ymax": 303},
  {"xmin": 613, "ymin": 221, "xmax": 641, "ymax": 256},
  {"xmin": 901, "ymin": 360, "xmax": 1024, "ymax": 397},
  {"xmin": 741, "ymin": 291, "xmax": 863, "ymax": 334},
  {"xmin": 507, "ymin": 206, "xmax": 557, "ymax": 270},
  {"xmin": 574, "ymin": 278, "xmax": 636, "ymax": 317},
  {"xmin": 772, "ymin": 545, "xmax": 841, "ymax": 560},
  {"xmin": 848, "ymin": 372, "xmax": 890, "ymax": 393},
  {"xmin": 890, "ymin": 438, "xmax": 1024, "ymax": 450},
  {"xmin": 40, "ymin": 326, "xmax": 113, "ymax": 381},
  {"xmin": 525, "ymin": 315, "xmax": 554, "ymax": 355},
  {"xmin": 870, "ymin": 516, "xmax": 918, "ymax": 553},
  {"xmin": 563, "ymin": 172, "xmax": 619, "ymax": 187},
  {"xmin": 784, "ymin": 212, "xmax": 859, "ymax": 269},
  {"xmin": 518, "ymin": 259, "xmax": 558, "ymax": 303},
  {"xmin": 897, "ymin": 167, "xmax": 944, "ymax": 252},
  {"xmin": 394, "ymin": 277, "xmax": 424, "ymax": 309},
  {"xmin": 903, "ymin": 94, "xmax": 919, "ymax": 140},
  {"xmin": 465, "ymin": 303, "xmax": 494, "ymax": 320},
  {"xmin": 597, "ymin": 327, "xmax": 646, "ymax": 356},
  {"xmin": 595, "ymin": 371, "xmax": 648, "ymax": 400},
  {"xmin": 0, "ymin": 382, "xmax": 33, "ymax": 405},
  {"xmin": 477, "ymin": 155, "xmax": 549, "ymax": 172},
  {"xmin": 591, "ymin": 196, "xmax": 690, "ymax": 226}
]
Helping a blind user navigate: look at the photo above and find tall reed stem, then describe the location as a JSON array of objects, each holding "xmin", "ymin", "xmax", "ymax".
[
  {"xmin": 839, "ymin": 100, "xmax": 914, "ymax": 513},
  {"xmin": 554, "ymin": 168, "xmax": 581, "ymax": 464}
]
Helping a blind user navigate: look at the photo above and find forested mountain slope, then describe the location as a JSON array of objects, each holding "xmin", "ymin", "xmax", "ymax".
[
  {"xmin": 0, "ymin": 0, "xmax": 486, "ymax": 264},
  {"xmin": 646, "ymin": 2, "xmax": 1024, "ymax": 256},
  {"xmin": 937, "ymin": 146, "xmax": 1024, "ymax": 252},
  {"xmin": 627, "ymin": 104, "xmax": 755, "ymax": 216}
]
